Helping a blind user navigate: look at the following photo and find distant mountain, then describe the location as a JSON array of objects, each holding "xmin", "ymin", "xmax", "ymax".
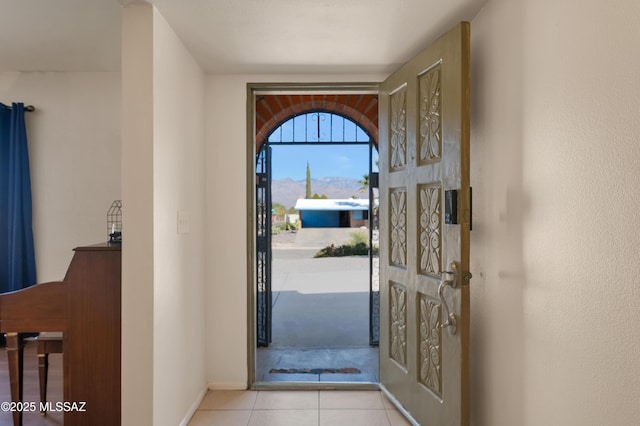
[{"xmin": 272, "ymin": 177, "xmax": 366, "ymax": 209}]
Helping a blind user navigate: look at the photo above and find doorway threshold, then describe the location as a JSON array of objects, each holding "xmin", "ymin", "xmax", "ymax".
[
  {"xmin": 251, "ymin": 381, "xmax": 380, "ymax": 391},
  {"xmin": 256, "ymin": 346, "xmax": 379, "ymax": 383}
]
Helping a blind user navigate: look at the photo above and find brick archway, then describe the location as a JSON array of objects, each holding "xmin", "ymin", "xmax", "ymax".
[{"xmin": 255, "ymin": 94, "xmax": 378, "ymax": 152}]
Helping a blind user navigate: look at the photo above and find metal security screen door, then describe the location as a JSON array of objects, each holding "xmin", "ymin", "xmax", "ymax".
[
  {"xmin": 256, "ymin": 147, "xmax": 272, "ymax": 347},
  {"xmin": 254, "ymin": 110, "xmax": 379, "ymax": 348},
  {"xmin": 378, "ymin": 22, "xmax": 471, "ymax": 425}
]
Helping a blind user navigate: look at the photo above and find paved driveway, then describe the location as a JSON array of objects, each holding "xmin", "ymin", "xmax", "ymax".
[{"xmin": 270, "ymin": 228, "xmax": 371, "ymax": 348}]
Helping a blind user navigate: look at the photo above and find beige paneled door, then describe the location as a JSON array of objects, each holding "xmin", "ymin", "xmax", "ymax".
[{"xmin": 378, "ymin": 22, "xmax": 471, "ymax": 425}]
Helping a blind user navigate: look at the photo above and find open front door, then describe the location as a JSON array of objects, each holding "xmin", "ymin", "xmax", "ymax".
[{"xmin": 378, "ymin": 22, "xmax": 471, "ymax": 425}]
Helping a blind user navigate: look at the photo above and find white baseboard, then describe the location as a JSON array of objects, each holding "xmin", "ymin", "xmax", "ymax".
[
  {"xmin": 379, "ymin": 384, "xmax": 419, "ymax": 426},
  {"xmin": 178, "ymin": 386, "xmax": 208, "ymax": 426},
  {"xmin": 207, "ymin": 381, "xmax": 248, "ymax": 390}
]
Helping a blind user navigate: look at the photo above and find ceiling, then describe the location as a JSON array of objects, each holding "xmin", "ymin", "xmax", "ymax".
[{"xmin": 0, "ymin": 0, "xmax": 486, "ymax": 74}]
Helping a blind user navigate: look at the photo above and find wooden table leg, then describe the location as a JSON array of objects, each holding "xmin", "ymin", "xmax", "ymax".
[
  {"xmin": 37, "ymin": 335, "xmax": 62, "ymax": 416},
  {"xmin": 37, "ymin": 351, "xmax": 48, "ymax": 415},
  {"xmin": 6, "ymin": 332, "xmax": 24, "ymax": 426}
]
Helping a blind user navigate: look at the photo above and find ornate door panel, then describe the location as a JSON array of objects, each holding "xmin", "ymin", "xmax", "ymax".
[{"xmin": 378, "ymin": 22, "xmax": 471, "ymax": 425}]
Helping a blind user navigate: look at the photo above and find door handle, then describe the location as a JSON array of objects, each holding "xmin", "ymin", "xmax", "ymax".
[{"xmin": 438, "ymin": 262, "xmax": 458, "ymax": 335}]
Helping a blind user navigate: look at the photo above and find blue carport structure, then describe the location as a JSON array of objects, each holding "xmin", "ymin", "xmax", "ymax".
[{"xmin": 294, "ymin": 198, "xmax": 371, "ymax": 228}]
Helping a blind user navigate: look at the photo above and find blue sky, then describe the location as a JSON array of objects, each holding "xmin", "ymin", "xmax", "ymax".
[
  {"xmin": 271, "ymin": 144, "xmax": 375, "ymax": 181},
  {"xmin": 267, "ymin": 112, "xmax": 379, "ymax": 180}
]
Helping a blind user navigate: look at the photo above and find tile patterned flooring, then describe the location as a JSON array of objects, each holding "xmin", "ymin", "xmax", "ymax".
[{"xmin": 188, "ymin": 389, "xmax": 412, "ymax": 426}]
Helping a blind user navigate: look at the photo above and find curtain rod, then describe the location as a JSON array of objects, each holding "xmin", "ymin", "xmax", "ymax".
[{"xmin": 1, "ymin": 104, "xmax": 35, "ymax": 112}]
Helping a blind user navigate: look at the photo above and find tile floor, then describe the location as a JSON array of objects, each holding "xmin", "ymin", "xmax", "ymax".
[
  {"xmin": 0, "ymin": 341, "xmax": 412, "ymax": 426},
  {"xmin": 188, "ymin": 389, "xmax": 412, "ymax": 426}
]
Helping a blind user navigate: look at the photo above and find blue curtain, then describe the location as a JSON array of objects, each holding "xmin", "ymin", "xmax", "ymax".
[{"xmin": 0, "ymin": 103, "xmax": 36, "ymax": 293}]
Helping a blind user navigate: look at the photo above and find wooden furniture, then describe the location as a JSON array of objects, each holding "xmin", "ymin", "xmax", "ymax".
[
  {"xmin": 0, "ymin": 244, "xmax": 121, "ymax": 426},
  {"xmin": 36, "ymin": 331, "xmax": 63, "ymax": 414}
]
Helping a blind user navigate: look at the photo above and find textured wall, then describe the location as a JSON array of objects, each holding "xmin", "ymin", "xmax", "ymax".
[
  {"xmin": 470, "ymin": 0, "xmax": 640, "ymax": 424},
  {"xmin": 121, "ymin": 4, "xmax": 208, "ymax": 425},
  {"xmin": 152, "ymin": 6, "xmax": 207, "ymax": 426}
]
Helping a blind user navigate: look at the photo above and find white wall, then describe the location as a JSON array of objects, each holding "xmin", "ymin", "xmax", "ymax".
[
  {"xmin": 121, "ymin": 4, "xmax": 207, "ymax": 425},
  {"xmin": 470, "ymin": 0, "xmax": 640, "ymax": 425},
  {"xmin": 152, "ymin": 7, "xmax": 207, "ymax": 426},
  {"xmin": 121, "ymin": 5, "xmax": 154, "ymax": 424},
  {"xmin": 0, "ymin": 72, "xmax": 120, "ymax": 281},
  {"xmin": 204, "ymin": 75, "xmax": 250, "ymax": 389}
]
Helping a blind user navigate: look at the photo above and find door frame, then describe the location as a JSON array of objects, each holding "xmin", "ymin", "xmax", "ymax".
[{"xmin": 246, "ymin": 82, "xmax": 380, "ymax": 388}]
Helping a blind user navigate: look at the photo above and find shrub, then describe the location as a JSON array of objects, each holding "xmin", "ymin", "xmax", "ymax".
[
  {"xmin": 349, "ymin": 229, "xmax": 369, "ymax": 245},
  {"xmin": 285, "ymin": 221, "xmax": 298, "ymax": 231},
  {"xmin": 314, "ymin": 240, "xmax": 379, "ymax": 258}
]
